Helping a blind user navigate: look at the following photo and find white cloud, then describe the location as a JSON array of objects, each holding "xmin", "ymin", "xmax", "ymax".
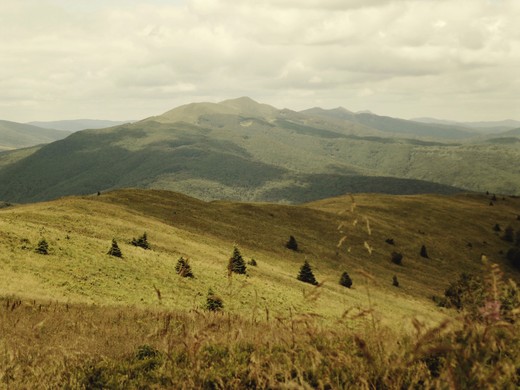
[{"xmin": 0, "ymin": 0, "xmax": 518, "ymax": 121}]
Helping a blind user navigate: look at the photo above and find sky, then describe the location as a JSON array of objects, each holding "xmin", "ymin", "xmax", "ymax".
[{"xmin": 0, "ymin": 0, "xmax": 519, "ymax": 122}]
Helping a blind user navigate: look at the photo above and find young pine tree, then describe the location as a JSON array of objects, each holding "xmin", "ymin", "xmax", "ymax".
[
  {"xmin": 175, "ymin": 257, "xmax": 194, "ymax": 278},
  {"xmin": 107, "ymin": 239, "xmax": 123, "ymax": 258},
  {"xmin": 392, "ymin": 275, "xmax": 399, "ymax": 287},
  {"xmin": 205, "ymin": 288, "xmax": 224, "ymax": 312},
  {"xmin": 131, "ymin": 232, "xmax": 150, "ymax": 250},
  {"xmin": 297, "ymin": 260, "xmax": 318, "ymax": 285},
  {"xmin": 339, "ymin": 271, "xmax": 353, "ymax": 288},
  {"xmin": 286, "ymin": 235, "xmax": 298, "ymax": 251},
  {"xmin": 35, "ymin": 238, "xmax": 49, "ymax": 255},
  {"xmin": 228, "ymin": 246, "xmax": 247, "ymax": 275}
]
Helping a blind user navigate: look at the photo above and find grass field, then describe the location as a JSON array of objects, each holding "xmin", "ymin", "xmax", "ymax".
[{"xmin": 1, "ymin": 189, "xmax": 520, "ymax": 387}]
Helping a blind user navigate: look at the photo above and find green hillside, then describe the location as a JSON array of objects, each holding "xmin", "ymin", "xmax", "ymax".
[
  {"xmin": 1, "ymin": 189, "xmax": 520, "ymax": 388},
  {"xmin": 0, "ymin": 97, "xmax": 518, "ymax": 204},
  {"xmin": 0, "ymin": 119, "xmax": 70, "ymax": 151},
  {"xmin": 1, "ymin": 188, "xmax": 519, "ymax": 316}
]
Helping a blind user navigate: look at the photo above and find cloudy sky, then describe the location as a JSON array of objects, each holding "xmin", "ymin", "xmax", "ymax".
[{"xmin": 0, "ymin": 0, "xmax": 519, "ymax": 122}]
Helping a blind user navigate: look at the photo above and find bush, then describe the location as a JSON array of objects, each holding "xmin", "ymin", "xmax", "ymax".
[
  {"xmin": 107, "ymin": 239, "xmax": 123, "ymax": 258},
  {"xmin": 493, "ymin": 223, "xmax": 501, "ymax": 232},
  {"xmin": 339, "ymin": 272, "xmax": 352, "ymax": 288},
  {"xmin": 507, "ymin": 248, "xmax": 520, "ymax": 270},
  {"xmin": 131, "ymin": 232, "xmax": 150, "ymax": 250},
  {"xmin": 385, "ymin": 238, "xmax": 395, "ymax": 245},
  {"xmin": 205, "ymin": 289, "xmax": 224, "ymax": 312},
  {"xmin": 502, "ymin": 226, "xmax": 514, "ymax": 242},
  {"xmin": 391, "ymin": 252, "xmax": 403, "ymax": 265},
  {"xmin": 297, "ymin": 260, "xmax": 318, "ymax": 285},
  {"xmin": 35, "ymin": 238, "xmax": 49, "ymax": 255},
  {"xmin": 248, "ymin": 258, "xmax": 257, "ymax": 267},
  {"xmin": 392, "ymin": 275, "xmax": 399, "ymax": 287},
  {"xmin": 228, "ymin": 247, "xmax": 247, "ymax": 275},
  {"xmin": 286, "ymin": 235, "xmax": 298, "ymax": 251},
  {"xmin": 442, "ymin": 273, "xmax": 484, "ymax": 311},
  {"xmin": 175, "ymin": 257, "xmax": 194, "ymax": 278}
]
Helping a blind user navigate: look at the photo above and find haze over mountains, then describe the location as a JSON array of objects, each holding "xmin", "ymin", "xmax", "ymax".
[
  {"xmin": 28, "ymin": 119, "xmax": 134, "ymax": 133},
  {"xmin": 0, "ymin": 97, "xmax": 518, "ymax": 204}
]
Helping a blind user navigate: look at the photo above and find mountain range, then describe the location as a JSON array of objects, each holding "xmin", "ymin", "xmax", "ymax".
[{"xmin": 0, "ymin": 97, "xmax": 518, "ymax": 204}]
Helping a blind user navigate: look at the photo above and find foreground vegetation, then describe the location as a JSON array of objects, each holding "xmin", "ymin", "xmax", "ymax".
[{"xmin": 1, "ymin": 260, "xmax": 519, "ymax": 388}]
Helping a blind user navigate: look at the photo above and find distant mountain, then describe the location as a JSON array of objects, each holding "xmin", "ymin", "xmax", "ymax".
[
  {"xmin": 413, "ymin": 117, "xmax": 520, "ymax": 133},
  {"xmin": 28, "ymin": 119, "xmax": 134, "ymax": 132},
  {"xmin": 0, "ymin": 120, "xmax": 70, "ymax": 151},
  {"xmin": 0, "ymin": 97, "xmax": 518, "ymax": 204},
  {"xmin": 303, "ymin": 108, "xmax": 477, "ymax": 139}
]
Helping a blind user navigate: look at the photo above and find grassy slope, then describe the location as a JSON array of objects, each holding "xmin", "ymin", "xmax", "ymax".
[
  {"xmin": 0, "ymin": 120, "xmax": 70, "ymax": 151},
  {"xmin": 1, "ymin": 189, "xmax": 519, "ymax": 328}
]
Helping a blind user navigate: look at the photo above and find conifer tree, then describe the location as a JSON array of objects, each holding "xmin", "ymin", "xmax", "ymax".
[
  {"xmin": 420, "ymin": 244, "xmax": 428, "ymax": 258},
  {"xmin": 339, "ymin": 271, "xmax": 353, "ymax": 288},
  {"xmin": 228, "ymin": 246, "xmax": 247, "ymax": 275},
  {"xmin": 205, "ymin": 288, "xmax": 224, "ymax": 312},
  {"xmin": 107, "ymin": 239, "xmax": 123, "ymax": 258},
  {"xmin": 391, "ymin": 252, "xmax": 403, "ymax": 265},
  {"xmin": 35, "ymin": 238, "xmax": 49, "ymax": 255},
  {"xmin": 286, "ymin": 235, "xmax": 298, "ymax": 251},
  {"xmin": 175, "ymin": 257, "xmax": 194, "ymax": 278},
  {"xmin": 392, "ymin": 275, "xmax": 399, "ymax": 287},
  {"xmin": 297, "ymin": 260, "xmax": 318, "ymax": 285},
  {"xmin": 131, "ymin": 232, "xmax": 150, "ymax": 249},
  {"xmin": 248, "ymin": 258, "xmax": 257, "ymax": 267}
]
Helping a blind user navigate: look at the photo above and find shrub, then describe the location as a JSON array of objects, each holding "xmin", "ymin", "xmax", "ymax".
[
  {"xmin": 175, "ymin": 257, "xmax": 194, "ymax": 278},
  {"xmin": 391, "ymin": 252, "xmax": 403, "ymax": 265},
  {"xmin": 286, "ymin": 235, "xmax": 298, "ymax": 251},
  {"xmin": 339, "ymin": 272, "xmax": 353, "ymax": 288},
  {"xmin": 35, "ymin": 238, "xmax": 49, "ymax": 255},
  {"xmin": 493, "ymin": 223, "xmax": 501, "ymax": 232},
  {"xmin": 502, "ymin": 226, "xmax": 514, "ymax": 242},
  {"xmin": 205, "ymin": 289, "xmax": 224, "ymax": 312},
  {"xmin": 297, "ymin": 260, "xmax": 318, "ymax": 285},
  {"xmin": 385, "ymin": 238, "xmax": 395, "ymax": 245},
  {"xmin": 442, "ymin": 273, "xmax": 484, "ymax": 312},
  {"xmin": 107, "ymin": 239, "xmax": 123, "ymax": 258},
  {"xmin": 392, "ymin": 275, "xmax": 399, "ymax": 287},
  {"xmin": 420, "ymin": 245, "xmax": 428, "ymax": 258},
  {"xmin": 228, "ymin": 247, "xmax": 247, "ymax": 275},
  {"xmin": 131, "ymin": 232, "xmax": 150, "ymax": 250},
  {"xmin": 507, "ymin": 248, "xmax": 520, "ymax": 270},
  {"xmin": 248, "ymin": 258, "xmax": 257, "ymax": 267}
]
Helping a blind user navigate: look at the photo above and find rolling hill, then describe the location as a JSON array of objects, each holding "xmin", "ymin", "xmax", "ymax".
[
  {"xmin": 0, "ymin": 120, "xmax": 70, "ymax": 151},
  {"xmin": 1, "ymin": 188, "xmax": 520, "ymax": 388},
  {"xmin": 1, "ymin": 188, "xmax": 518, "ymax": 319},
  {"xmin": 0, "ymin": 97, "xmax": 518, "ymax": 204}
]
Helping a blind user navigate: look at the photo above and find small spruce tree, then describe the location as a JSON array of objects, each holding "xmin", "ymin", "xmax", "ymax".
[
  {"xmin": 391, "ymin": 252, "xmax": 403, "ymax": 265},
  {"xmin": 392, "ymin": 275, "xmax": 399, "ymax": 287},
  {"xmin": 205, "ymin": 288, "xmax": 224, "ymax": 312},
  {"xmin": 339, "ymin": 271, "xmax": 353, "ymax": 288},
  {"xmin": 493, "ymin": 223, "xmax": 501, "ymax": 232},
  {"xmin": 286, "ymin": 235, "xmax": 298, "ymax": 251},
  {"xmin": 420, "ymin": 245, "xmax": 428, "ymax": 258},
  {"xmin": 297, "ymin": 260, "xmax": 318, "ymax": 285},
  {"xmin": 228, "ymin": 247, "xmax": 247, "ymax": 275},
  {"xmin": 35, "ymin": 238, "xmax": 49, "ymax": 255},
  {"xmin": 131, "ymin": 232, "xmax": 150, "ymax": 249},
  {"xmin": 175, "ymin": 257, "xmax": 194, "ymax": 278},
  {"xmin": 107, "ymin": 239, "xmax": 123, "ymax": 258},
  {"xmin": 248, "ymin": 258, "xmax": 257, "ymax": 267}
]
